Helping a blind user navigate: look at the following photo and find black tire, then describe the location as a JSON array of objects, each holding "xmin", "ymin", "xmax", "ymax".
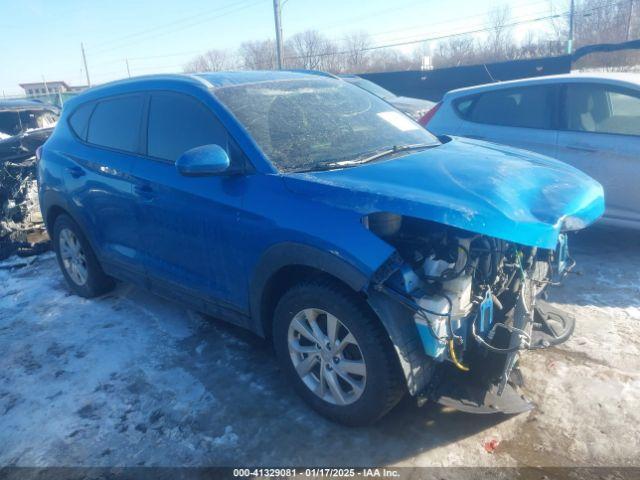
[
  {"xmin": 273, "ymin": 278, "xmax": 405, "ymax": 426},
  {"xmin": 53, "ymin": 214, "xmax": 115, "ymax": 297}
]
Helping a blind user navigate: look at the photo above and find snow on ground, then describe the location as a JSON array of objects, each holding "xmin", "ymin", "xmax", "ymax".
[{"xmin": 0, "ymin": 228, "xmax": 638, "ymax": 467}]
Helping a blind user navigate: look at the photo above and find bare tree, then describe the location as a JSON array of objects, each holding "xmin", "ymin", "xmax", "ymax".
[
  {"xmin": 367, "ymin": 49, "xmax": 413, "ymax": 72},
  {"xmin": 285, "ymin": 30, "xmax": 338, "ymax": 70},
  {"xmin": 183, "ymin": 49, "xmax": 233, "ymax": 73},
  {"xmin": 572, "ymin": 0, "xmax": 640, "ymax": 70},
  {"xmin": 432, "ymin": 36, "xmax": 477, "ymax": 68},
  {"xmin": 342, "ymin": 31, "xmax": 372, "ymax": 72},
  {"xmin": 482, "ymin": 5, "xmax": 516, "ymax": 62},
  {"xmin": 319, "ymin": 40, "xmax": 345, "ymax": 73},
  {"xmin": 239, "ymin": 39, "xmax": 278, "ymax": 70}
]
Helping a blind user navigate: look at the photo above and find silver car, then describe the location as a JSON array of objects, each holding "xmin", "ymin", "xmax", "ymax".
[
  {"xmin": 425, "ymin": 73, "xmax": 640, "ymax": 229},
  {"xmin": 339, "ymin": 74, "xmax": 435, "ymax": 121}
]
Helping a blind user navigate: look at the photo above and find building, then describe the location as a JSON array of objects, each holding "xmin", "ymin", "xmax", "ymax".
[{"xmin": 19, "ymin": 81, "xmax": 87, "ymax": 97}]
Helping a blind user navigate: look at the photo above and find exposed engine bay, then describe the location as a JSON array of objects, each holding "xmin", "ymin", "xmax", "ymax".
[{"xmin": 365, "ymin": 212, "xmax": 574, "ymax": 414}]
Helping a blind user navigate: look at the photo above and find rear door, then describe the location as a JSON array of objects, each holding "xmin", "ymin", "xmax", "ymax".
[
  {"xmin": 557, "ymin": 82, "xmax": 640, "ymax": 226},
  {"xmin": 131, "ymin": 91, "xmax": 250, "ymax": 314},
  {"xmin": 66, "ymin": 94, "xmax": 144, "ymax": 281},
  {"xmin": 453, "ymin": 84, "xmax": 560, "ymax": 159}
]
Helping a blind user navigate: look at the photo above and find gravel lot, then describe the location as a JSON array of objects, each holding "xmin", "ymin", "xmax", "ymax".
[{"xmin": 0, "ymin": 227, "xmax": 638, "ymax": 468}]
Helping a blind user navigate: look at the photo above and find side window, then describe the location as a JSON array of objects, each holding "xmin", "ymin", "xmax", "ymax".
[
  {"xmin": 87, "ymin": 95, "xmax": 144, "ymax": 152},
  {"xmin": 68, "ymin": 102, "xmax": 95, "ymax": 140},
  {"xmin": 147, "ymin": 93, "xmax": 226, "ymax": 162},
  {"xmin": 565, "ymin": 83, "xmax": 640, "ymax": 136},
  {"xmin": 467, "ymin": 86, "xmax": 553, "ymax": 129}
]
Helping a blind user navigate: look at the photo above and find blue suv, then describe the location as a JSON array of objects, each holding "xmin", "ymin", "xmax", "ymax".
[{"xmin": 38, "ymin": 71, "xmax": 604, "ymax": 425}]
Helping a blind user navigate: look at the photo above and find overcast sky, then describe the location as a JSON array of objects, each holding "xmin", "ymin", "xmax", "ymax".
[{"xmin": 0, "ymin": 0, "xmax": 565, "ymax": 95}]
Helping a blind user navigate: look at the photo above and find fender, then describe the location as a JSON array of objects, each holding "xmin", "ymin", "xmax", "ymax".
[
  {"xmin": 40, "ymin": 189, "xmax": 102, "ymax": 260},
  {"xmin": 249, "ymin": 242, "xmax": 370, "ymax": 334}
]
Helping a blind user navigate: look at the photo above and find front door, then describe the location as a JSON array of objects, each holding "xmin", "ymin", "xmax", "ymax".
[{"xmin": 131, "ymin": 91, "xmax": 249, "ymax": 314}]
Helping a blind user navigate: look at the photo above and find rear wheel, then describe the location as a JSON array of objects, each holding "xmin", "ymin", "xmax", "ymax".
[
  {"xmin": 273, "ymin": 279, "xmax": 405, "ymax": 425},
  {"xmin": 53, "ymin": 214, "xmax": 114, "ymax": 297}
]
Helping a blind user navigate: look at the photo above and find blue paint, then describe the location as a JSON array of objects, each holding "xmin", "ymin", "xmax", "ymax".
[
  {"xmin": 39, "ymin": 71, "xmax": 604, "ymax": 331},
  {"xmin": 285, "ymin": 136, "xmax": 604, "ymax": 250},
  {"xmin": 176, "ymin": 144, "xmax": 230, "ymax": 176}
]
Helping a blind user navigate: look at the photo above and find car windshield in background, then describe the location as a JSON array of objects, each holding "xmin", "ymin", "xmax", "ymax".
[
  {"xmin": 351, "ymin": 78, "xmax": 396, "ymax": 100},
  {"xmin": 214, "ymin": 78, "xmax": 439, "ymax": 173}
]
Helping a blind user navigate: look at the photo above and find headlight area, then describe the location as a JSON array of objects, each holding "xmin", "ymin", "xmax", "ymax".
[{"xmin": 363, "ymin": 212, "xmax": 575, "ymax": 414}]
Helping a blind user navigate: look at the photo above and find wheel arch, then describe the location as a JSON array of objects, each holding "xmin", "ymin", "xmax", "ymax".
[
  {"xmin": 43, "ymin": 198, "xmax": 100, "ymax": 258},
  {"xmin": 45, "ymin": 204, "xmax": 68, "ymax": 236},
  {"xmin": 249, "ymin": 242, "xmax": 371, "ymax": 338}
]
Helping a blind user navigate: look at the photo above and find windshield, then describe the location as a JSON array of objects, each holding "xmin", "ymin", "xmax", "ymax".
[
  {"xmin": 214, "ymin": 78, "xmax": 439, "ymax": 173},
  {"xmin": 349, "ymin": 78, "xmax": 396, "ymax": 100}
]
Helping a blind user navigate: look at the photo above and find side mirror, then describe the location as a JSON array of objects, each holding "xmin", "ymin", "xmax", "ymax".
[{"xmin": 176, "ymin": 144, "xmax": 230, "ymax": 177}]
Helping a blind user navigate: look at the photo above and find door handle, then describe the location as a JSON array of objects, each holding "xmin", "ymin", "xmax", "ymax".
[
  {"xmin": 566, "ymin": 144, "xmax": 598, "ymax": 153},
  {"xmin": 134, "ymin": 183, "xmax": 155, "ymax": 199},
  {"xmin": 467, "ymin": 135, "xmax": 486, "ymax": 140},
  {"xmin": 66, "ymin": 166, "xmax": 86, "ymax": 178}
]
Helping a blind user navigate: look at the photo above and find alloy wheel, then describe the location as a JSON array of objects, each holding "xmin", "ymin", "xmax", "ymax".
[
  {"xmin": 287, "ymin": 308, "xmax": 366, "ymax": 405},
  {"xmin": 59, "ymin": 228, "xmax": 88, "ymax": 286}
]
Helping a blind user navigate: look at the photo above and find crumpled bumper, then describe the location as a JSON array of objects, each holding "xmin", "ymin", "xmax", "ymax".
[{"xmin": 369, "ymin": 282, "xmax": 574, "ymax": 415}]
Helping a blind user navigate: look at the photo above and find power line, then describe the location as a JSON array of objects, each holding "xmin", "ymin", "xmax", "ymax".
[
  {"xmin": 283, "ymin": 0, "xmax": 629, "ymax": 61},
  {"xmin": 368, "ymin": 5, "xmax": 561, "ymax": 48},
  {"xmin": 105, "ymin": 6, "xmax": 577, "ymax": 77},
  {"xmin": 92, "ymin": 0, "xmax": 255, "ymax": 50},
  {"xmin": 320, "ymin": 0, "xmax": 434, "ymax": 30},
  {"xmin": 92, "ymin": 0, "xmax": 266, "ymax": 54},
  {"xmin": 368, "ymin": 0, "xmax": 554, "ymax": 40},
  {"xmin": 65, "ymin": 0, "xmax": 630, "ymax": 86},
  {"xmin": 88, "ymin": 0, "xmax": 553, "ymax": 69}
]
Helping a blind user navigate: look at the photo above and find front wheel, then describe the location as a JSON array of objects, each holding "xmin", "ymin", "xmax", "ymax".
[{"xmin": 273, "ymin": 279, "xmax": 405, "ymax": 426}]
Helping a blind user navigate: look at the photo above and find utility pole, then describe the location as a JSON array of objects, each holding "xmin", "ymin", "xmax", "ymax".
[
  {"xmin": 567, "ymin": 0, "xmax": 575, "ymax": 54},
  {"xmin": 126, "ymin": 59, "xmax": 131, "ymax": 78},
  {"xmin": 627, "ymin": 0, "xmax": 635, "ymax": 41},
  {"xmin": 272, "ymin": 0, "xmax": 284, "ymax": 69},
  {"xmin": 81, "ymin": 42, "xmax": 92, "ymax": 87},
  {"xmin": 42, "ymin": 75, "xmax": 50, "ymax": 96}
]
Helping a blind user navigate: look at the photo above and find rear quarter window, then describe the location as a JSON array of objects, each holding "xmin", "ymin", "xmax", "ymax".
[
  {"xmin": 68, "ymin": 102, "xmax": 95, "ymax": 141},
  {"xmin": 453, "ymin": 98, "xmax": 475, "ymax": 119}
]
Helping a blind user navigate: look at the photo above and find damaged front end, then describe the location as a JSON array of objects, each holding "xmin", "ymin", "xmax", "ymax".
[{"xmin": 366, "ymin": 213, "xmax": 577, "ymax": 415}]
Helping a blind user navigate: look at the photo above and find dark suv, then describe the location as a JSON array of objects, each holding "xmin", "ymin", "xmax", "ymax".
[{"xmin": 38, "ymin": 71, "xmax": 604, "ymax": 425}]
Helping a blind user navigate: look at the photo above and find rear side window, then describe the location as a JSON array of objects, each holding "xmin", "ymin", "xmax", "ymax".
[
  {"xmin": 147, "ymin": 93, "xmax": 226, "ymax": 162},
  {"xmin": 461, "ymin": 85, "xmax": 553, "ymax": 129},
  {"xmin": 564, "ymin": 83, "xmax": 640, "ymax": 136},
  {"xmin": 68, "ymin": 102, "xmax": 95, "ymax": 140},
  {"xmin": 87, "ymin": 95, "xmax": 144, "ymax": 152}
]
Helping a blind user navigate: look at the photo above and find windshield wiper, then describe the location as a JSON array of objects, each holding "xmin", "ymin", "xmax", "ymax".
[{"xmin": 324, "ymin": 143, "xmax": 436, "ymax": 169}]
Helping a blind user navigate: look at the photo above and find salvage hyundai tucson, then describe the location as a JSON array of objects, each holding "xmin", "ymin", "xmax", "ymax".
[{"xmin": 38, "ymin": 71, "xmax": 604, "ymax": 425}]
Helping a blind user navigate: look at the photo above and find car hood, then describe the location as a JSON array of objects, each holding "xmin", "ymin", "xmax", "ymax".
[{"xmin": 283, "ymin": 137, "xmax": 605, "ymax": 250}]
